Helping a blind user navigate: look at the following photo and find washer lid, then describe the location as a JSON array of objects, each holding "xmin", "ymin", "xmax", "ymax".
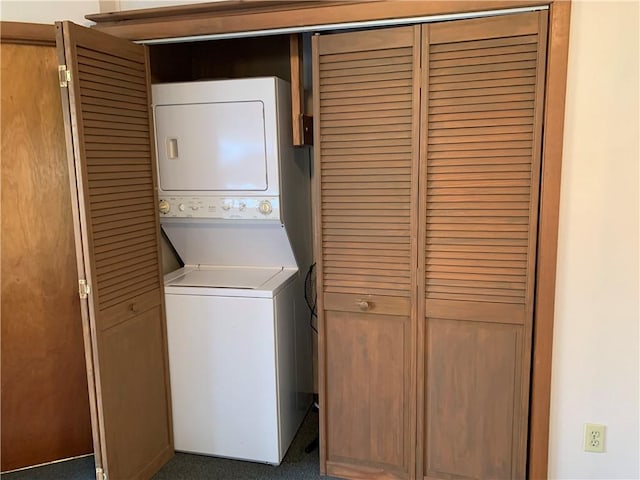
[{"xmin": 167, "ymin": 266, "xmax": 284, "ymax": 290}]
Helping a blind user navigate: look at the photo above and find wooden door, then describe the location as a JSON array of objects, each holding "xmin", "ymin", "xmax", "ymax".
[
  {"xmin": 55, "ymin": 21, "xmax": 173, "ymax": 480},
  {"xmin": 1, "ymin": 37, "xmax": 93, "ymax": 472},
  {"xmin": 313, "ymin": 26, "xmax": 421, "ymax": 480},
  {"xmin": 418, "ymin": 11, "xmax": 548, "ymax": 479}
]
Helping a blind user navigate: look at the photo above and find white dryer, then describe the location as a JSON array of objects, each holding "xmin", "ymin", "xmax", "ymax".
[{"xmin": 152, "ymin": 78, "xmax": 312, "ymax": 465}]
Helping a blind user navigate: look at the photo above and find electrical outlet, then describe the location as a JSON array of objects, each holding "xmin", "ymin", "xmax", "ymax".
[{"xmin": 584, "ymin": 423, "xmax": 606, "ymax": 453}]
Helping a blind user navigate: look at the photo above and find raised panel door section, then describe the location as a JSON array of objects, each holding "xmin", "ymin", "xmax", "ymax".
[
  {"xmin": 426, "ymin": 319, "xmax": 522, "ymax": 480},
  {"xmin": 313, "ymin": 25, "xmax": 420, "ymax": 480},
  {"xmin": 325, "ymin": 311, "xmax": 410, "ymax": 479},
  {"xmin": 418, "ymin": 11, "xmax": 548, "ymax": 479}
]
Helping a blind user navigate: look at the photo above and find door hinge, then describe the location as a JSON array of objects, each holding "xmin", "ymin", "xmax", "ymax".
[
  {"xmin": 79, "ymin": 279, "xmax": 91, "ymax": 299},
  {"xmin": 96, "ymin": 467, "xmax": 106, "ymax": 480},
  {"xmin": 58, "ymin": 65, "xmax": 71, "ymax": 87}
]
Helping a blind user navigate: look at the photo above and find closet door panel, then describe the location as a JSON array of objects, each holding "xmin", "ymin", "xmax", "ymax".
[
  {"xmin": 57, "ymin": 21, "xmax": 173, "ymax": 480},
  {"xmin": 420, "ymin": 11, "xmax": 548, "ymax": 480},
  {"xmin": 0, "ymin": 41, "xmax": 93, "ymax": 472},
  {"xmin": 425, "ymin": 319, "xmax": 523, "ymax": 480},
  {"xmin": 314, "ymin": 26, "xmax": 420, "ymax": 480},
  {"xmin": 325, "ymin": 311, "xmax": 409, "ymax": 471}
]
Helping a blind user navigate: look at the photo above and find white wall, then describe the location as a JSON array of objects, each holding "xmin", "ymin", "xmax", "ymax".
[
  {"xmin": 548, "ymin": 1, "xmax": 640, "ymax": 478},
  {"xmin": 0, "ymin": 0, "xmax": 99, "ymax": 26}
]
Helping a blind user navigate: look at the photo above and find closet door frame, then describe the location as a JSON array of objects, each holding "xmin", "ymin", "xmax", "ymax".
[{"xmin": 527, "ymin": 3, "xmax": 571, "ymax": 478}]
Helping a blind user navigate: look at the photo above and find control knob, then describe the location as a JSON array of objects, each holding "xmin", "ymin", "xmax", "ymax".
[
  {"xmin": 258, "ymin": 200, "xmax": 273, "ymax": 215},
  {"xmin": 158, "ymin": 200, "xmax": 170, "ymax": 214}
]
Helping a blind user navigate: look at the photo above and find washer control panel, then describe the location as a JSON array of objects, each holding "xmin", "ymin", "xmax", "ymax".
[{"xmin": 158, "ymin": 196, "xmax": 280, "ymax": 220}]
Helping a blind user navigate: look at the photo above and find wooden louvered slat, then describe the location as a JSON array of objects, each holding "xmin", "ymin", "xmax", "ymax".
[
  {"xmin": 95, "ymin": 246, "xmax": 158, "ymax": 271},
  {"xmin": 93, "ymin": 222, "xmax": 156, "ymax": 246},
  {"xmin": 429, "ymin": 34, "xmax": 538, "ymax": 53},
  {"xmin": 325, "ymin": 257, "xmax": 410, "ymax": 267},
  {"xmin": 99, "ymin": 257, "xmax": 158, "ymax": 283},
  {"xmin": 322, "ymin": 109, "xmax": 412, "ymax": 122},
  {"xmin": 92, "ymin": 213, "xmax": 155, "ymax": 233},
  {"xmin": 79, "ymin": 79, "xmax": 147, "ymax": 99},
  {"xmin": 429, "ymin": 44, "xmax": 538, "ymax": 61},
  {"xmin": 82, "ymin": 103, "xmax": 147, "ymax": 119},
  {"xmin": 430, "ymin": 100, "xmax": 534, "ymax": 115},
  {"xmin": 321, "ymin": 70, "xmax": 412, "ymax": 85},
  {"xmin": 89, "ymin": 181, "xmax": 153, "ymax": 195},
  {"xmin": 430, "ymin": 75, "xmax": 536, "ymax": 92},
  {"xmin": 84, "ymin": 111, "xmax": 149, "ymax": 126},
  {"xmin": 430, "ymin": 60, "xmax": 537, "ymax": 76},
  {"xmin": 76, "ymin": 47, "xmax": 144, "ymax": 71},
  {"xmin": 321, "ymin": 94, "xmax": 413, "ymax": 108},
  {"xmin": 324, "ymin": 141, "xmax": 411, "ymax": 150},
  {"xmin": 323, "ymin": 114, "xmax": 413, "ymax": 128},
  {"xmin": 85, "ymin": 121, "xmax": 149, "ymax": 133},
  {"xmin": 430, "ymin": 95, "xmax": 535, "ymax": 109},
  {"xmin": 319, "ymin": 46, "xmax": 413, "ymax": 63},
  {"xmin": 100, "ymin": 278, "xmax": 158, "ymax": 308},
  {"xmin": 76, "ymin": 53, "xmax": 146, "ymax": 77},
  {"xmin": 77, "ymin": 64, "xmax": 147, "ymax": 88},
  {"xmin": 81, "ymin": 96, "xmax": 148, "ymax": 112},
  {"xmin": 322, "ymin": 63, "xmax": 413, "ymax": 79},
  {"xmin": 430, "ymin": 52, "xmax": 538, "ymax": 69},
  {"xmin": 321, "ymin": 102, "xmax": 413, "ymax": 114},
  {"xmin": 321, "ymin": 86, "xmax": 413, "ymax": 100},
  {"xmin": 430, "ymin": 85, "xmax": 536, "ymax": 100}
]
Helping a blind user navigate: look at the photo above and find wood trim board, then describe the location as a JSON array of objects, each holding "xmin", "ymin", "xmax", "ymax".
[
  {"xmin": 87, "ymin": 1, "xmax": 550, "ymax": 41},
  {"xmin": 528, "ymin": 2, "xmax": 571, "ymax": 478},
  {"xmin": 0, "ymin": 21, "xmax": 55, "ymax": 45}
]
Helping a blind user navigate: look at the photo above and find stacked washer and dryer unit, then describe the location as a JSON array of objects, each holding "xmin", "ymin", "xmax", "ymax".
[{"xmin": 152, "ymin": 77, "xmax": 313, "ymax": 465}]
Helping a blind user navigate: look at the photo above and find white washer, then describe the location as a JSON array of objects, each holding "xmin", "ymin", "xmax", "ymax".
[{"xmin": 164, "ymin": 266, "xmax": 301, "ymax": 464}]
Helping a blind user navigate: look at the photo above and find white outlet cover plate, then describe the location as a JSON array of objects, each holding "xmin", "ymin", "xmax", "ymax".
[{"xmin": 584, "ymin": 423, "xmax": 606, "ymax": 453}]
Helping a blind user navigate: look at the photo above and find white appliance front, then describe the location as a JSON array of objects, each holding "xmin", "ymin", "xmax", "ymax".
[
  {"xmin": 155, "ymin": 101, "xmax": 268, "ymax": 192},
  {"xmin": 165, "ymin": 283, "xmax": 300, "ymax": 464},
  {"xmin": 153, "ymin": 78, "xmax": 282, "ymax": 199}
]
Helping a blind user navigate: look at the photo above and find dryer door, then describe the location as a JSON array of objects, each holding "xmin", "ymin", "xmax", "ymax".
[{"xmin": 155, "ymin": 100, "xmax": 268, "ymax": 192}]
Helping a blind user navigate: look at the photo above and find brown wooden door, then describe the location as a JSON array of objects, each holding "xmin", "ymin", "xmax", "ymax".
[
  {"xmin": 55, "ymin": 21, "xmax": 173, "ymax": 480},
  {"xmin": 313, "ymin": 26, "xmax": 421, "ymax": 480},
  {"xmin": 418, "ymin": 11, "xmax": 548, "ymax": 479},
  {"xmin": 1, "ymin": 39, "xmax": 93, "ymax": 473}
]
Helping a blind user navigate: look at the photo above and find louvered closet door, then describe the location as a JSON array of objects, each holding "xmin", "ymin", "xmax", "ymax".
[
  {"xmin": 56, "ymin": 22, "xmax": 173, "ymax": 480},
  {"xmin": 313, "ymin": 26, "xmax": 420, "ymax": 480},
  {"xmin": 419, "ymin": 12, "xmax": 548, "ymax": 480}
]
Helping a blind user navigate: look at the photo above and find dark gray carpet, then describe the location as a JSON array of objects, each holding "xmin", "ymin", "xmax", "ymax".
[{"xmin": 1, "ymin": 410, "xmax": 340, "ymax": 480}]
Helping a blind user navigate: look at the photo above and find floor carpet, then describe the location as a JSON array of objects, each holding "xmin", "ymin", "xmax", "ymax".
[{"xmin": 1, "ymin": 410, "xmax": 340, "ymax": 480}]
